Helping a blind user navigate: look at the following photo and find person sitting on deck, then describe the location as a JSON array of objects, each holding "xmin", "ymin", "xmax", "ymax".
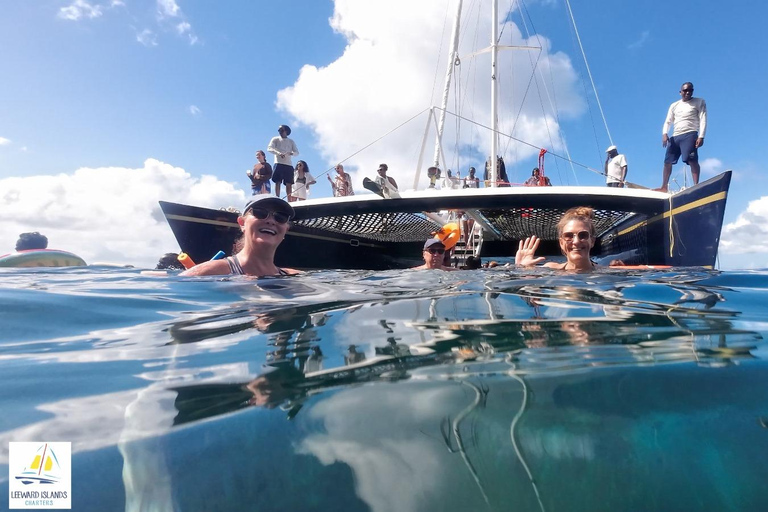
[
  {"xmin": 463, "ymin": 167, "xmax": 480, "ymax": 188},
  {"xmin": 181, "ymin": 196, "xmax": 300, "ymax": 277},
  {"xmin": 375, "ymin": 164, "xmax": 399, "ymax": 198},
  {"xmin": 515, "ymin": 206, "xmax": 599, "ymax": 271},
  {"xmin": 15, "ymin": 232, "xmax": 48, "ymax": 251},
  {"xmin": 524, "ymin": 168, "xmax": 551, "ymax": 187},
  {"xmin": 412, "ymin": 239, "xmax": 458, "ymax": 271}
]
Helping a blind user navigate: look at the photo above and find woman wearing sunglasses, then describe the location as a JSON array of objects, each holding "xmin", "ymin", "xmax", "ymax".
[
  {"xmin": 515, "ymin": 206, "xmax": 598, "ymax": 271},
  {"xmin": 181, "ymin": 196, "xmax": 300, "ymax": 277}
]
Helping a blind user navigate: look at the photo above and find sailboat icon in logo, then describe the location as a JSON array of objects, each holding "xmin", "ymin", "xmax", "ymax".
[{"xmin": 15, "ymin": 443, "xmax": 63, "ymax": 485}]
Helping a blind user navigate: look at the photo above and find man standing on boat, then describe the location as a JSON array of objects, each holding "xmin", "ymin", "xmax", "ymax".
[
  {"xmin": 658, "ymin": 82, "xmax": 707, "ymax": 191},
  {"xmin": 267, "ymin": 125, "xmax": 299, "ymax": 200},
  {"xmin": 604, "ymin": 146, "xmax": 628, "ymax": 188}
]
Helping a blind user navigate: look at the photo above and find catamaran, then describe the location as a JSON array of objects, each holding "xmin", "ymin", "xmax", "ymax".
[{"xmin": 160, "ymin": 0, "xmax": 730, "ymax": 270}]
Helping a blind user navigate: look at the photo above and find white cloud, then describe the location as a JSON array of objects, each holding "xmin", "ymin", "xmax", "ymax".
[
  {"xmin": 628, "ymin": 30, "xmax": 650, "ymax": 50},
  {"xmin": 0, "ymin": 159, "xmax": 246, "ymax": 267},
  {"xmin": 136, "ymin": 28, "xmax": 158, "ymax": 47},
  {"xmin": 176, "ymin": 21, "xmax": 198, "ymax": 45},
  {"xmin": 699, "ymin": 157, "xmax": 723, "ymax": 177},
  {"xmin": 157, "ymin": 0, "xmax": 181, "ymax": 19},
  {"xmin": 276, "ymin": 0, "xmax": 584, "ymax": 191},
  {"xmin": 188, "ymin": 105, "xmax": 201, "ymax": 116},
  {"xmin": 0, "ymin": 137, "xmax": 11, "ymax": 146},
  {"xmin": 720, "ymin": 196, "xmax": 768, "ymax": 257},
  {"xmin": 58, "ymin": 0, "xmax": 103, "ymax": 21}
]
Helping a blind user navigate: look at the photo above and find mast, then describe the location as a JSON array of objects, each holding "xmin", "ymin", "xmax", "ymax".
[
  {"xmin": 432, "ymin": 0, "xmax": 464, "ymax": 168},
  {"xmin": 489, "ymin": 0, "xmax": 499, "ymax": 187}
]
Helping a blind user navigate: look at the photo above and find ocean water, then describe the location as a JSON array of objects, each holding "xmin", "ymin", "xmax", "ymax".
[{"xmin": 1, "ymin": 266, "xmax": 768, "ymax": 512}]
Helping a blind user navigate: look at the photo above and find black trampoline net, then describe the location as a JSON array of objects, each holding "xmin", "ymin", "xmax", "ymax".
[{"xmin": 293, "ymin": 208, "xmax": 634, "ymax": 243}]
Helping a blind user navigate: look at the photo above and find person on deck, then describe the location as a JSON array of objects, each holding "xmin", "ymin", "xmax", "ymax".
[
  {"xmin": 515, "ymin": 206, "xmax": 599, "ymax": 271},
  {"xmin": 485, "ymin": 156, "xmax": 510, "ymax": 186},
  {"xmin": 248, "ymin": 150, "xmax": 273, "ymax": 195},
  {"xmin": 375, "ymin": 164, "xmax": 399, "ymax": 198},
  {"xmin": 427, "ymin": 166, "xmax": 441, "ymax": 189},
  {"xmin": 291, "ymin": 160, "xmax": 316, "ymax": 201},
  {"xmin": 328, "ymin": 164, "xmax": 354, "ymax": 197},
  {"xmin": 15, "ymin": 232, "xmax": 48, "ymax": 251},
  {"xmin": 604, "ymin": 146, "xmax": 628, "ymax": 188},
  {"xmin": 412, "ymin": 239, "xmax": 458, "ymax": 271},
  {"xmin": 463, "ymin": 167, "xmax": 479, "ymax": 188},
  {"xmin": 658, "ymin": 81, "xmax": 707, "ymax": 191},
  {"xmin": 524, "ymin": 168, "xmax": 551, "ymax": 186},
  {"xmin": 181, "ymin": 196, "xmax": 300, "ymax": 277},
  {"xmin": 267, "ymin": 125, "xmax": 300, "ymax": 200}
]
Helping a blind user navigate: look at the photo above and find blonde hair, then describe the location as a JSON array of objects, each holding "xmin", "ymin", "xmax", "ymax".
[{"xmin": 557, "ymin": 206, "xmax": 596, "ymax": 238}]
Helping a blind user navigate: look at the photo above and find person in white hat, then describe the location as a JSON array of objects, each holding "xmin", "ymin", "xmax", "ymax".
[{"xmin": 604, "ymin": 145, "xmax": 628, "ymax": 188}]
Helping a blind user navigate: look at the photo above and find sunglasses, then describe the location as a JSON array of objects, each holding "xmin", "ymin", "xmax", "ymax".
[
  {"xmin": 247, "ymin": 207, "xmax": 291, "ymax": 224},
  {"xmin": 426, "ymin": 248, "xmax": 445, "ymax": 255},
  {"xmin": 561, "ymin": 230, "xmax": 591, "ymax": 241}
]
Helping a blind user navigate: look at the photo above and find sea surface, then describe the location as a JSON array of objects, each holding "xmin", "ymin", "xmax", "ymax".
[{"xmin": 2, "ymin": 266, "xmax": 768, "ymax": 512}]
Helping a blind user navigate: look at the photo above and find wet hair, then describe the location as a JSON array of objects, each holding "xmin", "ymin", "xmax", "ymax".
[
  {"xmin": 296, "ymin": 160, "xmax": 309, "ymax": 173},
  {"xmin": 156, "ymin": 252, "xmax": 185, "ymax": 270},
  {"xmin": 16, "ymin": 232, "xmax": 48, "ymax": 251},
  {"xmin": 463, "ymin": 256, "xmax": 482, "ymax": 270},
  {"xmin": 557, "ymin": 206, "xmax": 596, "ymax": 239}
]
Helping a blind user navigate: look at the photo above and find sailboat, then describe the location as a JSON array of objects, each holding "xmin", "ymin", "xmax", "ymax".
[{"xmin": 160, "ymin": 1, "xmax": 730, "ymax": 270}]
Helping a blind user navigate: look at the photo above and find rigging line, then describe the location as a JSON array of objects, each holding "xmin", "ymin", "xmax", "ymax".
[
  {"xmin": 322, "ymin": 107, "xmax": 433, "ymax": 184},
  {"xmin": 564, "ymin": 0, "xmax": 613, "ymax": 145},
  {"xmin": 430, "ymin": 2, "xmax": 453, "ymax": 107},
  {"xmin": 432, "ymin": 106, "xmax": 613, "ymax": 178},
  {"xmin": 520, "ymin": 0, "xmax": 576, "ymax": 185}
]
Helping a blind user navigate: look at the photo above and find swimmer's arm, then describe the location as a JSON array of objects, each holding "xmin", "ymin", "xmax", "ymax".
[{"xmin": 180, "ymin": 260, "xmax": 231, "ymax": 276}]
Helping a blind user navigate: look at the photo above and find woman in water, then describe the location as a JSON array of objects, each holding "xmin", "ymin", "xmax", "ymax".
[
  {"xmin": 515, "ymin": 206, "xmax": 598, "ymax": 271},
  {"xmin": 181, "ymin": 196, "xmax": 300, "ymax": 277}
]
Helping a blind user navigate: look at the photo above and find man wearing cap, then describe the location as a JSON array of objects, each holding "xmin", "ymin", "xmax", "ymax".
[
  {"xmin": 375, "ymin": 163, "xmax": 399, "ymax": 198},
  {"xmin": 412, "ymin": 239, "xmax": 458, "ymax": 270},
  {"xmin": 604, "ymin": 145, "xmax": 628, "ymax": 188},
  {"xmin": 658, "ymin": 81, "xmax": 707, "ymax": 191},
  {"xmin": 267, "ymin": 125, "xmax": 300, "ymax": 200}
]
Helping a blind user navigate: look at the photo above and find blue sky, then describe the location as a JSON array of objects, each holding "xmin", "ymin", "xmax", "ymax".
[{"xmin": 1, "ymin": 0, "xmax": 767, "ymax": 268}]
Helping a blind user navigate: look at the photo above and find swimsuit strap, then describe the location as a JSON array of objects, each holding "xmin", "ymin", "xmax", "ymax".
[{"xmin": 227, "ymin": 256, "xmax": 245, "ymax": 275}]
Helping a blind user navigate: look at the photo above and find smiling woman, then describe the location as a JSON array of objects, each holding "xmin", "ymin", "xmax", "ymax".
[
  {"xmin": 515, "ymin": 206, "xmax": 598, "ymax": 271},
  {"xmin": 180, "ymin": 196, "xmax": 300, "ymax": 277}
]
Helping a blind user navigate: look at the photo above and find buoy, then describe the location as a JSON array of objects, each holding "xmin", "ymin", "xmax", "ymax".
[
  {"xmin": 434, "ymin": 222, "xmax": 461, "ymax": 250},
  {"xmin": 0, "ymin": 249, "xmax": 86, "ymax": 268}
]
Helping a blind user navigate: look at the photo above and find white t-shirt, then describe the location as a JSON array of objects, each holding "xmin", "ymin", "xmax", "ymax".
[
  {"xmin": 267, "ymin": 136, "xmax": 299, "ymax": 166},
  {"xmin": 606, "ymin": 154, "xmax": 627, "ymax": 183},
  {"xmin": 662, "ymin": 98, "xmax": 707, "ymax": 138}
]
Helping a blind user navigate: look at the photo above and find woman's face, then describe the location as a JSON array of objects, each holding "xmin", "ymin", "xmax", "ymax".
[
  {"xmin": 559, "ymin": 219, "xmax": 594, "ymax": 267},
  {"xmin": 239, "ymin": 208, "xmax": 289, "ymax": 248}
]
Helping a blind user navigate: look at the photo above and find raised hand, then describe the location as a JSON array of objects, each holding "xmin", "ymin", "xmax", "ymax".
[{"xmin": 515, "ymin": 236, "xmax": 546, "ymax": 267}]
